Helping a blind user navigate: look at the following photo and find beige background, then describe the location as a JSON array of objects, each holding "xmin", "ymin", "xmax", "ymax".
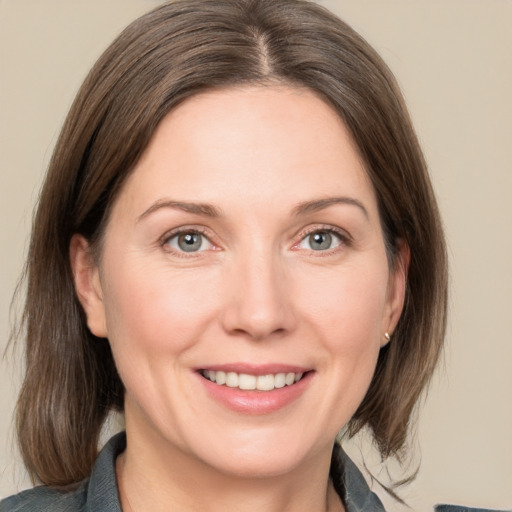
[{"xmin": 1, "ymin": 1, "xmax": 511, "ymax": 510}]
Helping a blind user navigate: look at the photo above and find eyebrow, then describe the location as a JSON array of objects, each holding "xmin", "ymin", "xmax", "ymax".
[
  {"xmin": 137, "ymin": 196, "xmax": 368, "ymax": 223},
  {"xmin": 137, "ymin": 200, "xmax": 221, "ymax": 222},
  {"xmin": 292, "ymin": 197, "xmax": 369, "ymax": 218}
]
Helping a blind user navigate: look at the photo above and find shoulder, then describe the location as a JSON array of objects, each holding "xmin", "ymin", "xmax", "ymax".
[
  {"xmin": 332, "ymin": 443, "xmax": 510, "ymax": 512},
  {"xmin": 435, "ymin": 506, "xmax": 512, "ymax": 512},
  {"xmin": 0, "ymin": 431, "xmax": 126, "ymax": 512},
  {"xmin": 0, "ymin": 482, "xmax": 87, "ymax": 512}
]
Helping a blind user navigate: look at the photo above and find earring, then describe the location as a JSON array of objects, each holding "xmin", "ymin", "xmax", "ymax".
[{"xmin": 384, "ymin": 332, "xmax": 391, "ymax": 343}]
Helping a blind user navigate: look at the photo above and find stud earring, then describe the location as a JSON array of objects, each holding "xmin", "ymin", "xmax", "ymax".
[{"xmin": 384, "ymin": 332, "xmax": 391, "ymax": 343}]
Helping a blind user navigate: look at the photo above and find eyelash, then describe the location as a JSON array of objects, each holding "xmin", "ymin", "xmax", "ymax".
[
  {"xmin": 293, "ymin": 225, "xmax": 352, "ymax": 254},
  {"xmin": 160, "ymin": 226, "xmax": 215, "ymax": 257},
  {"xmin": 159, "ymin": 225, "xmax": 351, "ymax": 256}
]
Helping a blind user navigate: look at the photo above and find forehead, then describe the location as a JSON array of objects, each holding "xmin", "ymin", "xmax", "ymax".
[{"xmin": 111, "ymin": 85, "xmax": 377, "ymax": 221}]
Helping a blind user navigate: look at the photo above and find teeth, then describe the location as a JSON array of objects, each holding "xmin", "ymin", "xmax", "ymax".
[
  {"xmin": 274, "ymin": 373, "xmax": 286, "ymax": 388},
  {"xmin": 257, "ymin": 374, "xmax": 274, "ymax": 391},
  {"xmin": 225, "ymin": 372, "xmax": 238, "ymax": 388},
  {"xmin": 238, "ymin": 373, "xmax": 256, "ymax": 390},
  {"xmin": 202, "ymin": 370, "xmax": 305, "ymax": 390}
]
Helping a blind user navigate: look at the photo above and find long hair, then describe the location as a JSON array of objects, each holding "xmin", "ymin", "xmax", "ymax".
[{"xmin": 14, "ymin": 0, "xmax": 447, "ymax": 488}]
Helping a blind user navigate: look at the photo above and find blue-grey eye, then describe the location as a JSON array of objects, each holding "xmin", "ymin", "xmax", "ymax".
[
  {"xmin": 167, "ymin": 232, "xmax": 210, "ymax": 252},
  {"xmin": 298, "ymin": 230, "xmax": 341, "ymax": 251}
]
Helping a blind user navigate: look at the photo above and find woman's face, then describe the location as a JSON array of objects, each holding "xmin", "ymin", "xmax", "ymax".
[{"xmin": 74, "ymin": 85, "xmax": 406, "ymax": 478}]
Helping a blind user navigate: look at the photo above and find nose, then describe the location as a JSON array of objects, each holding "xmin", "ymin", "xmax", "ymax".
[{"xmin": 220, "ymin": 250, "xmax": 297, "ymax": 340}]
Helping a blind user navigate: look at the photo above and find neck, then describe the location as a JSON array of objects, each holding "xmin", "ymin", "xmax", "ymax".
[{"xmin": 116, "ymin": 425, "xmax": 344, "ymax": 512}]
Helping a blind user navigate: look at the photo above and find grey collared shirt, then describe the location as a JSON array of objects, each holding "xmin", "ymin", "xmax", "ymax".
[{"xmin": 1, "ymin": 433, "xmax": 508, "ymax": 512}]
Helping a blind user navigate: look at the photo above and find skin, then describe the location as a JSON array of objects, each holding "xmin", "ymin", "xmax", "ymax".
[{"xmin": 71, "ymin": 85, "xmax": 407, "ymax": 512}]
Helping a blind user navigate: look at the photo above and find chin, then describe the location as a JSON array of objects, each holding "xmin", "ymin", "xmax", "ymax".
[
  {"xmin": 185, "ymin": 428, "xmax": 331, "ymax": 480},
  {"xmin": 205, "ymin": 450, "xmax": 311, "ymax": 479}
]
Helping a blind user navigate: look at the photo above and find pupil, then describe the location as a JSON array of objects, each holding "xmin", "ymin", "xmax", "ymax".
[
  {"xmin": 310, "ymin": 232, "xmax": 331, "ymax": 250},
  {"xmin": 178, "ymin": 233, "xmax": 201, "ymax": 252}
]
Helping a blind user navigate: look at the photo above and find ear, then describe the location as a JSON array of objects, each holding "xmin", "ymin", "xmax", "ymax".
[
  {"xmin": 381, "ymin": 239, "xmax": 410, "ymax": 347},
  {"xmin": 69, "ymin": 234, "xmax": 108, "ymax": 338}
]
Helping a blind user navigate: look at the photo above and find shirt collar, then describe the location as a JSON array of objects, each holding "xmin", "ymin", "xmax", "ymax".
[
  {"xmin": 331, "ymin": 442, "xmax": 387, "ymax": 512},
  {"xmin": 86, "ymin": 432, "xmax": 125, "ymax": 512}
]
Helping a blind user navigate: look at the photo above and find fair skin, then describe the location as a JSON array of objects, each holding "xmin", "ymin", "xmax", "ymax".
[{"xmin": 71, "ymin": 85, "xmax": 407, "ymax": 512}]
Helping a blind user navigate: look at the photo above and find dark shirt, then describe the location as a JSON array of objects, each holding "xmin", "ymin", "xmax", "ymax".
[{"xmin": 0, "ymin": 432, "xmax": 508, "ymax": 512}]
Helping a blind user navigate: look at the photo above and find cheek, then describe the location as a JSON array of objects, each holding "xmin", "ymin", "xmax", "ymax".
[
  {"xmin": 301, "ymin": 261, "xmax": 388, "ymax": 386},
  {"xmin": 300, "ymin": 260, "xmax": 389, "ymax": 339},
  {"xmin": 101, "ymin": 259, "xmax": 219, "ymax": 357}
]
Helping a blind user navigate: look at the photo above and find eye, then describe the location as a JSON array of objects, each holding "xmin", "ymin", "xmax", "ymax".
[
  {"xmin": 165, "ymin": 231, "xmax": 213, "ymax": 253},
  {"xmin": 297, "ymin": 229, "xmax": 344, "ymax": 251}
]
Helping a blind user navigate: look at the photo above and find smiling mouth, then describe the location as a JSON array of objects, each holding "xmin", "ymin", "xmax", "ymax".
[{"xmin": 199, "ymin": 370, "xmax": 306, "ymax": 391}]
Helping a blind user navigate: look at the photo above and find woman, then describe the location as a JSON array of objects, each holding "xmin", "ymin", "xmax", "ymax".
[{"xmin": 0, "ymin": 1, "xmax": 505, "ymax": 511}]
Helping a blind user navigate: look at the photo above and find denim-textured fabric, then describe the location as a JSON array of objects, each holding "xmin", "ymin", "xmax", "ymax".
[
  {"xmin": 435, "ymin": 507, "xmax": 511, "ymax": 512},
  {"xmin": 0, "ymin": 433, "xmax": 125, "ymax": 512},
  {"xmin": 1, "ymin": 432, "xmax": 509, "ymax": 512},
  {"xmin": 331, "ymin": 443, "xmax": 386, "ymax": 512}
]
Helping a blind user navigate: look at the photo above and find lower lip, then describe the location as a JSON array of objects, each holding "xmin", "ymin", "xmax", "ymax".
[{"xmin": 197, "ymin": 372, "xmax": 313, "ymax": 415}]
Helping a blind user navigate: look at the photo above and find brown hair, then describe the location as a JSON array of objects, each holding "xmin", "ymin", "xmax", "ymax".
[{"xmin": 14, "ymin": 0, "xmax": 447, "ymax": 490}]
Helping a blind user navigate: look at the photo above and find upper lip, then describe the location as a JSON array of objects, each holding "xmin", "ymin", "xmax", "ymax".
[{"xmin": 195, "ymin": 363, "xmax": 312, "ymax": 376}]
